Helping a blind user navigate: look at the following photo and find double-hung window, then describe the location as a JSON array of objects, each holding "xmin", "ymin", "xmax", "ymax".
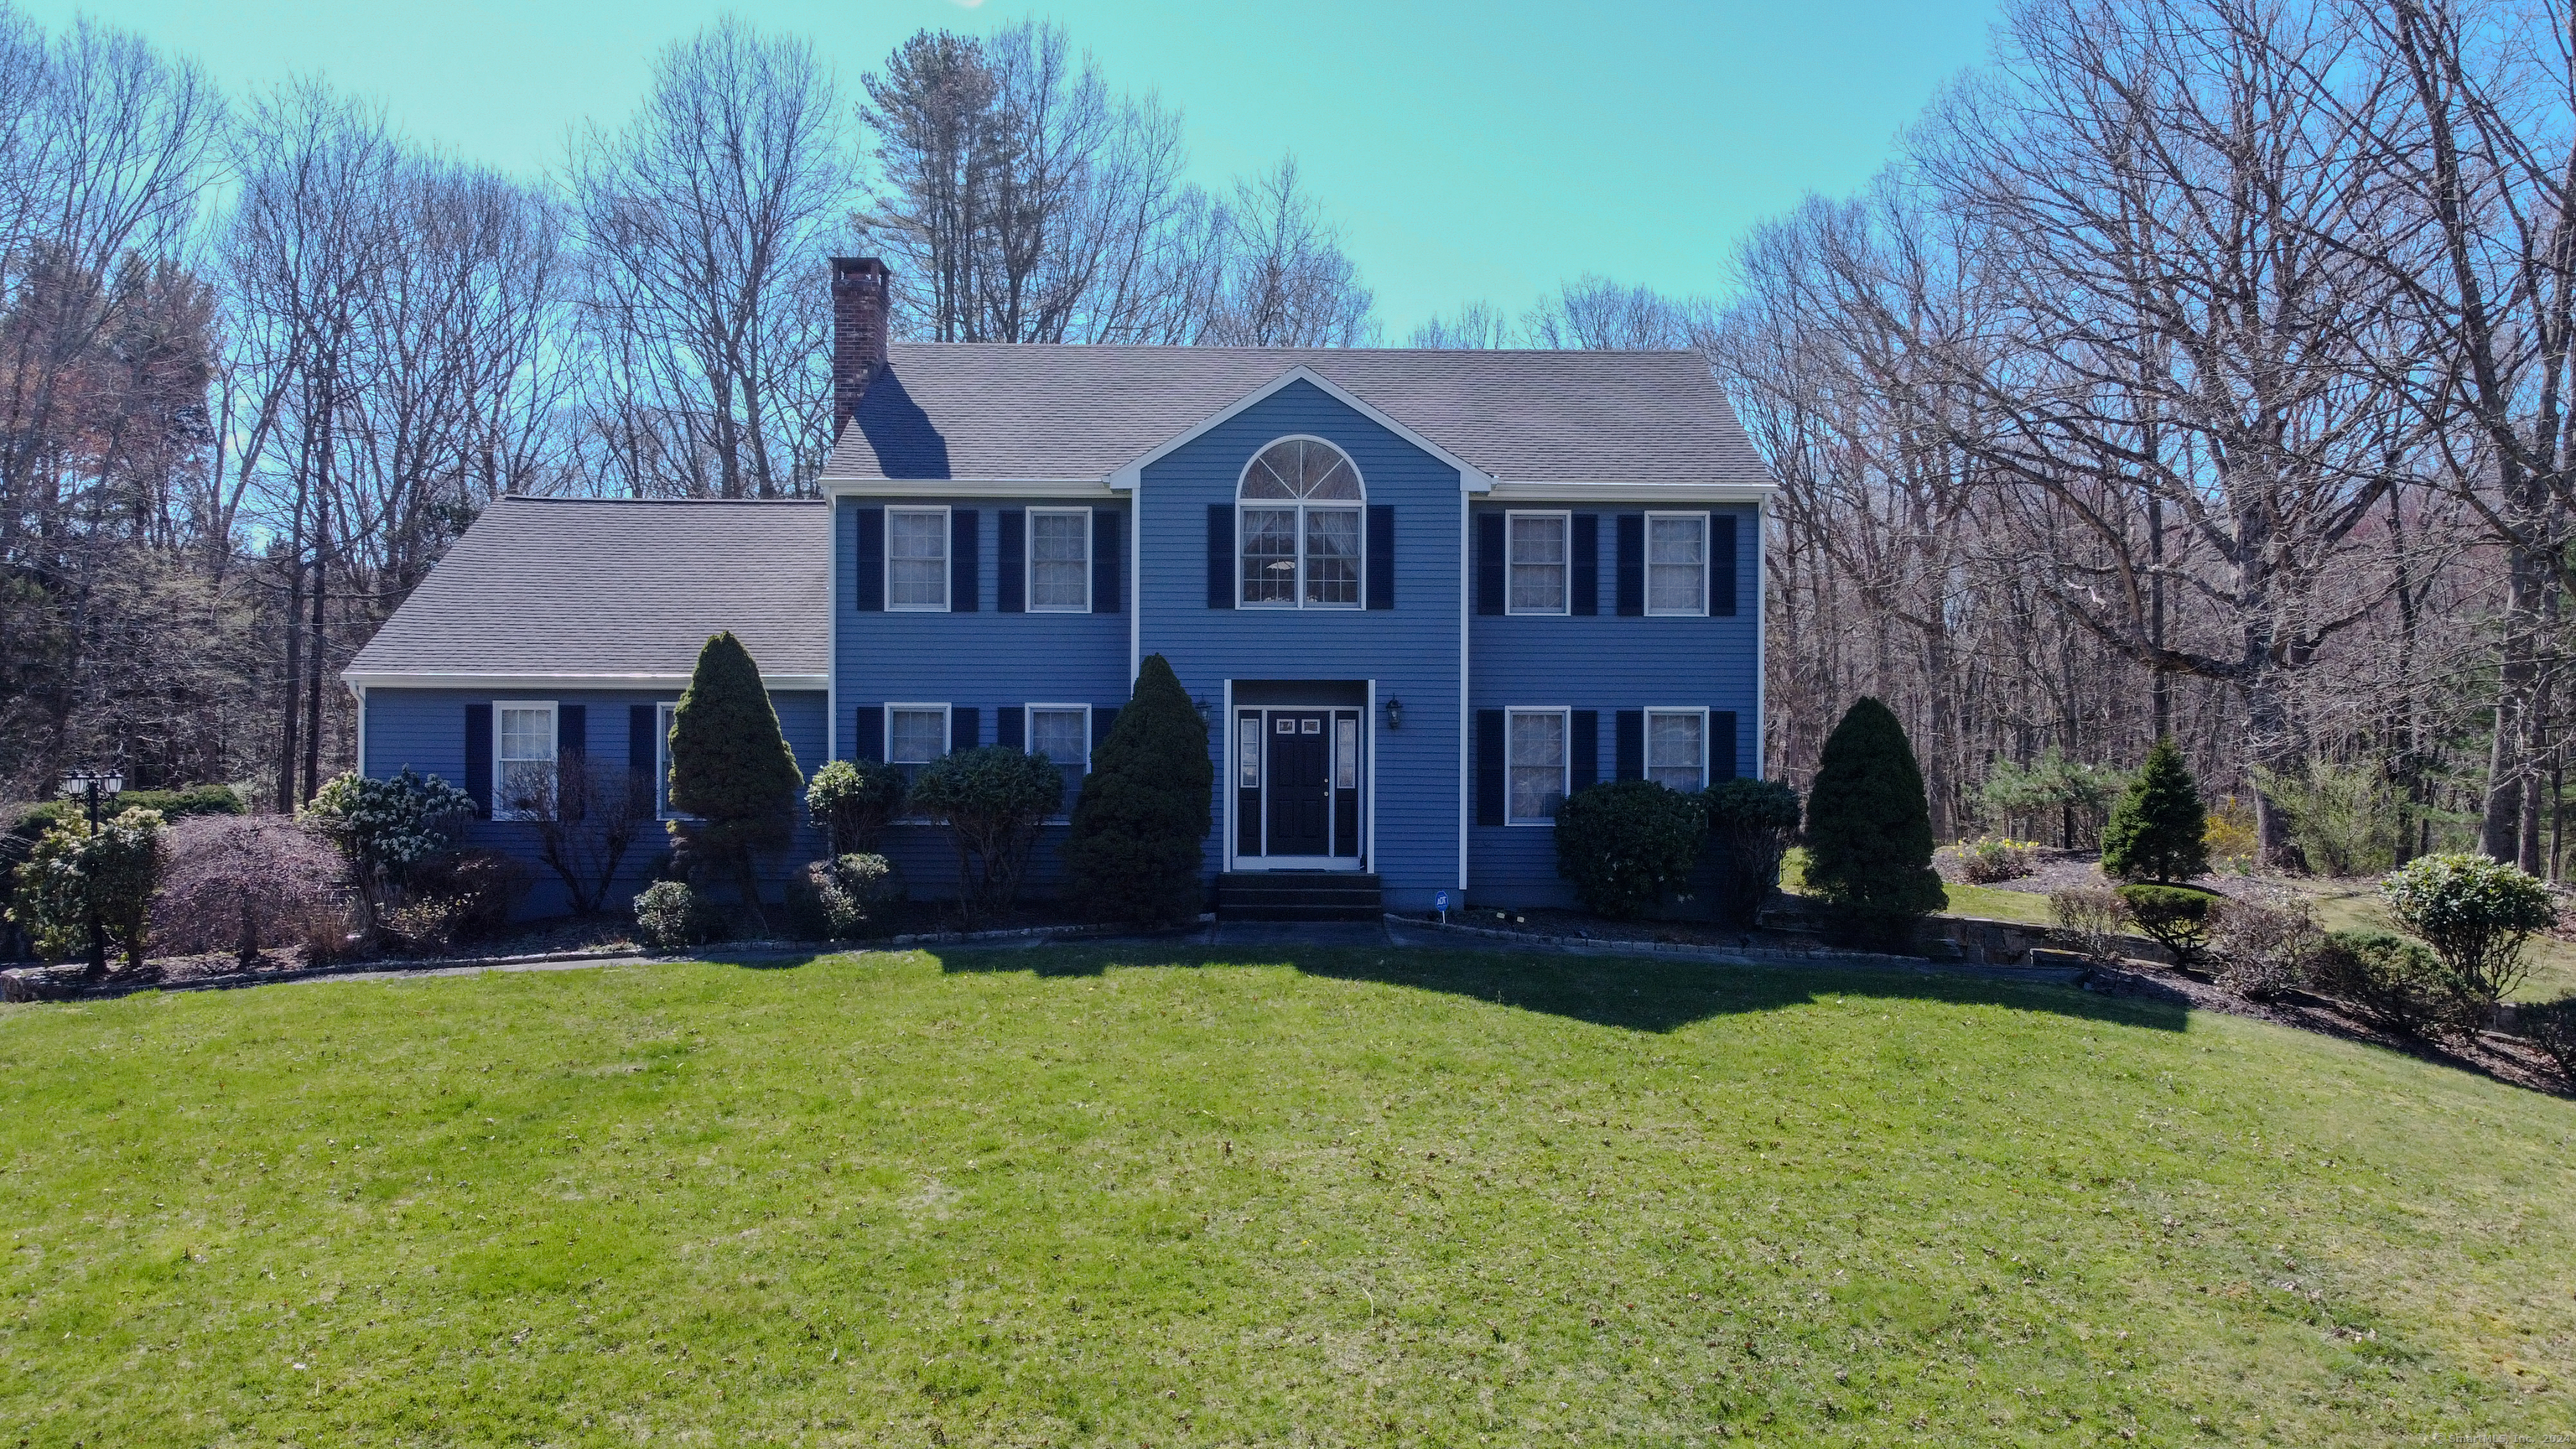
[
  {"xmin": 1646, "ymin": 512, "xmax": 1709, "ymax": 615},
  {"xmin": 1026, "ymin": 705, "xmax": 1089, "ymax": 818},
  {"xmin": 888, "ymin": 506, "xmax": 949, "ymax": 610},
  {"xmin": 1028, "ymin": 508, "xmax": 1090, "ymax": 610},
  {"xmin": 1507, "ymin": 708, "xmax": 1569, "ymax": 825},
  {"xmin": 1239, "ymin": 436, "xmax": 1364, "ymax": 608},
  {"xmin": 1508, "ymin": 512, "xmax": 1569, "ymax": 614},
  {"xmin": 887, "ymin": 704, "xmax": 950, "ymax": 793},
  {"xmin": 1644, "ymin": 708, "xmax": 1708, "ymax": 792},
  {"xmin": 494, "ymin": 700, "xmax": 556, "ymax": 820},
  {"xmin": 655, "ymin": 702, "xmax": 684, "ymax": 819}
]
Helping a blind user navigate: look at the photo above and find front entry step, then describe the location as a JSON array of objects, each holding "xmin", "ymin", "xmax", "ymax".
[{"xmin": 1218, "ymin": 871, "xmax": 1382, "ymax": 922}]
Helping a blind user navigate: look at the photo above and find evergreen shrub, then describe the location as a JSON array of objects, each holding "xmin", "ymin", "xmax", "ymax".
[
  {"xmin": 1705, "ymin": 777, "xmax": 1801, "ymax": 927},
  {"xmin": 8, "ymin": 807, "xmax": 167, "ymax": 972},
  {"xmin": 666, "ymin": 631, "xmax": 803, "ymax": 932},
  {"xmin": 1801, "ymin": 697, "xmax": 1945, "ymax": 943},
  {"xmin": 1064, "ymin": 655, "xmax": 1213, "ymax": 926},
  {"xmin": 634, "ymin": 880, "xmax": 713, "ymax": 953},
  {"xmin": 2521, "ymin": 995, "xmax": 2576, "ymax": 1079},
  {"xmin": 2116, "ymin": 883, "xmax": 2220, "ymax": 968},
  {"xmin": 911, "ymin": 747, "xmax": 1062, "ymax": 925},
  {"xmin": 2101, "ymin": 739, "xmax": 2210, "ymax": 883},
  {"xmin": 785, "ymin": 853, "xmax": 901, "ymax": 940},
  {"xmin": 2381, "ymin": 853, "xmax": 2556, "ymax": 1007},
  {"xmin": 2306, "ymin": 928, "xmax": 2460, "ymax": 1036},
  {"xmin": 1553, "ymin": 780, "xmax": 1706, "ymax": 919},
  {"xmin": 806, "ymin": 760, "xmax": 906, "ymax": 856}
]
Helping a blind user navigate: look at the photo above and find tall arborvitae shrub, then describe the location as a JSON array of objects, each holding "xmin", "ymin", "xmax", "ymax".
[
  {"xmin": 1801, "ymin": 697, "xmax": 1945, "ymax": 943},
  {"xmin": 1064, "ymin": 654, "xmax": 1212, "ymax": 925},
  {"xmin": 667, "ymin": 631, "xmax": 803, "ymax": 932},
  {"xmin": 2101, "ymin": 738, "xmax": 2209, "ymax": 884}
]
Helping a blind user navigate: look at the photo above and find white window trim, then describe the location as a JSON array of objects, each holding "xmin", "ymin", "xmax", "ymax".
[
  {"xmin": 1504, "ymin": 705, "xmax": 1571, "ymax": 828},
  {"xmin": 1644, "ymin": 510, "xmax": 1711, "ymax": 617},
  {"xmin": 885, "ymin": 702, "xmax": 953, "ymax": 761},
  {"xmin": 886, "ymin": 504, "xmax": 953, "ymax": 613},
  {"xmin": 1644, "ymin": 706, "xmax": 1711, "ymax": 792},
  {"xmin": 1504, "ymin": 508, "xmax": 1572, "ymax": 616},
  {"xmin": 1234, "ymin": 434, "xmax": 1367, "ymax": 611},
  {"xmin": 886, "ymin": 703, "xmax": 953, "ymax": 823},
  {"xmin": 492, "ymin": 699, "xmax": 557, "ymax": 822},
  {"xmin": 1026, "ymin": 703, "xmax": 1092, "ymax": 823},
  {"xmin": 653, "ymin": 700, "xmax": 709, "ymax": 823},
  {"xmin": 1025, "ymin": 506, "xmax": 1093, "ymax": 613}
]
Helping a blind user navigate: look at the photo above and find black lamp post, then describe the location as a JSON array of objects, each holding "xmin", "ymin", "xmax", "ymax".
[{"xmin": 56, "ymin": 769, "xmax": 122, "ymax": 979}]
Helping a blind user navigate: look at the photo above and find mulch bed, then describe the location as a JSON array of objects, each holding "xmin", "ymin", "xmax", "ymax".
[{"xmin": 2083, "ymin": 959, "xmax": 2571, "ymax": 1095}]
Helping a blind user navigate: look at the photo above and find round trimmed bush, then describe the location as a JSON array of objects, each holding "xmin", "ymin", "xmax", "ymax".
[
  {"xmin": 2381, "ymin": 853, "xmax": 2557, "ymax": 1006},
  {"xmin": 1554, "ymin": 780, "xmax": 1706, "ymax": 920},
  {"xmin": 634, "ymin": 880, "xmax": 713, "ymax": 953},
  {"xmin": 785, "ymin": 853, "xmax": 902, "ymax": 940},
  {"xmin": 806, "ymin": 760, "xmax": 906, "ymax": 856},
  {"xmin": 2306, "ymin": 928, "xmax": 2461, "ymax": 1036},
  {"xmin": 2116, "ymin": 883, "xmax": 2220, "ymax": 969},
  {"xmin": 9, "ymin": 807, "xmax": 167, "ymax": 972}
]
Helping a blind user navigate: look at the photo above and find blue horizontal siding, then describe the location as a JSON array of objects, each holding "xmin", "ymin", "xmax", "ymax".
[
  {"xmin": 1137, "ymin": 380, "xmax": 1464, "ymax": 911},
  {"xmin": 834, "ymin": 496, "xmax": 1130, "ymax": 897},
  {"xmin": 363, "ymin": 686, "xmax": 827, "ymax": 921},
  {"xmin": 1465, "ymin": 502, "xmax": 1760, "ymax": 908}
]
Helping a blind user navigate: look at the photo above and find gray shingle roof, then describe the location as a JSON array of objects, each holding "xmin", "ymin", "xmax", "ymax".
[
  {"xmin": 823, "ymin": 344, "xmax": 1771, "ymax": 486},
  {"xmin": 345, "ymin": 497, "xmax": 830, "ymax": 683}
]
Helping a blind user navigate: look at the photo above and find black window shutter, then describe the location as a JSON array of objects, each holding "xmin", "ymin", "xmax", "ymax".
[
  {"xmin": 1571, "ymin": 710, "xmax": 1599, "ymax": 793},
  {"xmin": 1615, "ymin": 709, "xmax": 1644, "ymax": 781},
  {"xmin": 853, "ymin": 506, "xmax": 884, "ymax": 611},
  {"xmin": 953, "ymin": 706, "xmax": 978, "ymax": 749},
  {"xmin": 463, "ymin": 704, "xmax": 492, "ymax": 818},
  {"xmin": 1365, "ymin": 504, "xmax": 1395, "ymax": 609},
  {"xmin": 997, "ymin": 706, "xmax": 1025, "ymax": 750},
  {"xmin": 1713, "ymin": 512, "xmax": 1738, "ymax": 616},
  {"xmin": 950, "ymin": 509, "xmax": 979, "ymax": 611},
  {"xmin": 852, "ymin": 706, "xmax": 884, "ymax": 762},
  {"xmin": 1093, "ymin": 508, "xmax": 1121, "ymax": 613},
  {"xmin": 1615, "ymin": 514, "xmax": 1644, "ymax": 615},
  {"xmin": 996, "ymin": 509, "xmax": 1026, "ymax": 613},
  {"xmin": 627, "ymin": 704, "xmax": 657, "ymax": 813},
  {"xmin": 1092, "ymin": 704, "xmax": 1120, "ymax": 747},
  {"xmin": 558, "ymin": 704, "xmax": 586, "ymax": 757},
  {"xmin": 1475, "ymin": 512, "xmax": 1505, "ymax": 615},
  {"xmin": 1572, "ymin": 513, "xmax": 1600, "ymax": 615},
  {"xmin": 1714, "ymin": 710, "xmax": 1739, "ymax": 780},
  {"xmin": 1207, "ymin": 504, "xmax": 1233, "ymax": 608},
  {"xmin": 1476, "ymin": 709, "xmax": 1506, "ymax": 827}
]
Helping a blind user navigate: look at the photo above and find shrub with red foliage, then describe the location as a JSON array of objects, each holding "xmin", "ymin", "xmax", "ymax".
[{"xmin": 149, "ymin": 816, "xmax": 352, "ymax": 968}]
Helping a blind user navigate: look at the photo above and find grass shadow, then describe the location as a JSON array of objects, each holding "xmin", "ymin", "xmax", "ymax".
[{"xmin": 936, "ymin": 942, "xmax": 2189, "ymax": 1036}]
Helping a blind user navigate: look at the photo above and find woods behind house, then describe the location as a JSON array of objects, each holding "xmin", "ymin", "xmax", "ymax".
[{"xmin": 7, "ymin": 0, "xmax": 2573, "ymax": 880}]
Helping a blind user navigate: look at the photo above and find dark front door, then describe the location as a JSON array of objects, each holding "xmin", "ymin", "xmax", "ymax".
[{"xmin": 1265, "ymin": 711, "xmax": 1332, "ymax": 855}]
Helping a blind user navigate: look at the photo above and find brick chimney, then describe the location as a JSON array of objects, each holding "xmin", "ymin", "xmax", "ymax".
[{"xmin": 831, "ymin": 256, "xmax": 892, "ymax": 435}]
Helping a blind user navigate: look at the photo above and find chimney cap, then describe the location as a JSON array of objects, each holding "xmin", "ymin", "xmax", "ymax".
[{"xmin": 832, "ymin": 256, "xmax": 891, "ymax": 279}]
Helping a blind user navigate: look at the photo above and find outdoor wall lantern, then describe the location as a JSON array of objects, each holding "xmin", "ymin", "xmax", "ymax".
[{"xmin": 1384, "ymin": 697, "xmax": 1404, "ymax": 730}]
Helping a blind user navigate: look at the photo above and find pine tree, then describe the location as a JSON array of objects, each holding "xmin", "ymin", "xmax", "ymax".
[
  {"xmin": 667, "ymin": 631, "xmax": 803, "ymax": 932},
  {"xmin": 1801, "ymin": 696, "xmax": 1945, "ymax": 942},
  {"xmin": 1064, "ymin": 654, "xmax": 1212, "ymax": 925},
  {"xmin": 2101, "ymin": 737, "xmax": 2209, "ymax": 884}
]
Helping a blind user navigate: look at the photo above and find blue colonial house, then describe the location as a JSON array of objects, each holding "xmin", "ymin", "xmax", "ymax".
[{"xmin": 345, "ymin": 257, "xmax": 1774, "ymax": 919}]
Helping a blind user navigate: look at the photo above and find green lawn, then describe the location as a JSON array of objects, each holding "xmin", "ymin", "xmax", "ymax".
[{"xmin": 3, "ymin": 946, "xmax": 2572, "ymax": 1445}]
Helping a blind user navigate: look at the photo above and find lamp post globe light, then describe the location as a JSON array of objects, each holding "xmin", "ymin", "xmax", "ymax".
[{"xmin": 55, "ymin": 769, "xmax": 123, "ymax": 979}]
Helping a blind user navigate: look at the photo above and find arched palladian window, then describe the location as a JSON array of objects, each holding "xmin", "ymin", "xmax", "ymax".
[{"xmin": 1239, "ymin": 437, "xmax": 1364, "ymax": 607}]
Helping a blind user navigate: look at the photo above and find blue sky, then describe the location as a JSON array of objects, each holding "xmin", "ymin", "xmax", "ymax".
[{"xmin": 24, "ymin": 0, "xmax": 1998, "ymax": 335}]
